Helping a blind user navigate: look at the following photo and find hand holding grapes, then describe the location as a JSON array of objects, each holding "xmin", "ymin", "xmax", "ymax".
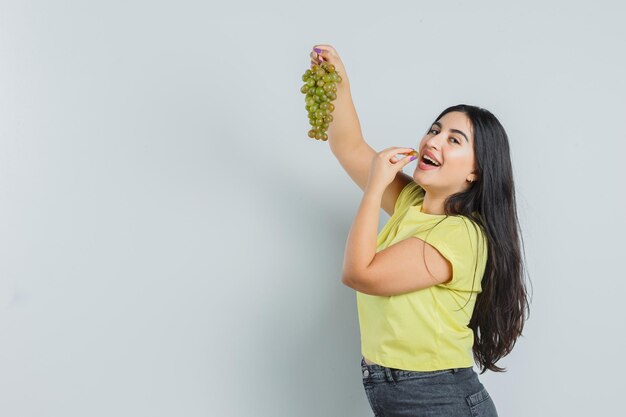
[
  {"xmin": 300, "ymin": 45, "xmax": 345, "ymax": 141},
  {"xmin": 310, "ymin": 45, "xmax": 350, "ymax": 88}
]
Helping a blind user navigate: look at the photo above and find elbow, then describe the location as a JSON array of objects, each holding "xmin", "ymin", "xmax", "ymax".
[
  {"xmin": 342, "ymin": 268, "xmax": 365, "ymax": 290},
  {"xmin": 342, "ymin": 273, "xmax": 373, "ymax": 295},
  {"xmin": 341, "ymin": 271, "xmax": 354, "ymax": 288}
]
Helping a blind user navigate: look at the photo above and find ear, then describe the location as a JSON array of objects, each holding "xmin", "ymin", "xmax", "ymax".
[{"xmin": 467, "ymin": 171, "xmax": 479, "ymax": 183}]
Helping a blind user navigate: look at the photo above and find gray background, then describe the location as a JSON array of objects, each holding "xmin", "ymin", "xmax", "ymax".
[{"xmin": 1, "ymin": 0, "xmax": 624, "ymax": 416}]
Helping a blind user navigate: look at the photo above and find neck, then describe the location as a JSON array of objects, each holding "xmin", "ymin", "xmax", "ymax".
[{"xmin": 421, "ymin": 192, "xmax": 447, "ymax": 215}]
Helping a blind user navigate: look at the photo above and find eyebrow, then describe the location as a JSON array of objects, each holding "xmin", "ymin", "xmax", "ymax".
[{"xmin": 432, "ymin": 121, "xmax": 469, "ymax": 143}]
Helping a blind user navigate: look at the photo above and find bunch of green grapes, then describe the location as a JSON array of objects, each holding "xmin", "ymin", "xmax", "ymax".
[{"xmin": 300, "ymin": 62, "xmax": 342, "ymax": 141}]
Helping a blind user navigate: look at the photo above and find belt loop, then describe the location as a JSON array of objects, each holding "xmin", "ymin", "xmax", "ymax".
[
  {"xmin": 452, "ymin": 368, "xmax": 459, "ymax": 374},
  {"xmin": 384, "ymin": 367, "xmax": 395, "ymax": 382}
]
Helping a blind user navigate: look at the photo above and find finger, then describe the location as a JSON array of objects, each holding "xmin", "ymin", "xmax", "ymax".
[
  {"xmin": 312, "ymin": 47, "xmax": 332, "ymax": 62},
  {"xmin": 385, "ymin": 147, "xmax": 415, "ymax": 157},
  {"xmin": 390, "ymin": 154, "xmax": 413, "ymax": 164},
  {"xmin": 394, "ymin": 148, "xmax": 420, "ymax": 164},
  {"xmin": 310, "ymin": 53, "xmax": 321, "ymax": 66},
  {"xmin": 405, "ymin": 151, "xmax": 419, "ymax": 164},
  {"xmin": 389, "ymin": 149, "xmax": 414, "ymax": 163},
  {"xmin": 405, "ymin": 154, "xmax": 417, "ymax": 164},
  {"xmin": 313, "ymin": 45, "xmax": 338, "ymax": 56},
  {"xmin": 309, "ymin": 49, "xmax": 323, "ymax": 63}
]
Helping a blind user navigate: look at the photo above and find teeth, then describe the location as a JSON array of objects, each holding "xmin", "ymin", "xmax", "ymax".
[{"xmin": 423, "ymin": 155, "xmax": 440, "ymax": 166}]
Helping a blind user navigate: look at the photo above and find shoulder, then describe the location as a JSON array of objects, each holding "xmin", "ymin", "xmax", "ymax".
[
  {"xmin": 456, "ymin": 216, "xmax": 488, "ymax": 248},
  {"xmin": 433, "ymin": 215, "xmax": 485, "ymax": 240},
  {"xmin": 424, "ymin": 216, "xmax": 488, "ymax": 292},
  {"xmin": 418, "ymin": 216, "xmax": 487, "ymax": 264},
  {"xmin": 394, "ymin": 180, "xmax": 425, "ymax": 213}
]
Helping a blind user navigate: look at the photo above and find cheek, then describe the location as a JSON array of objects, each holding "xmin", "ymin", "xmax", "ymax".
[{"xmin": 444, "ymin": 152, "xmax": 473, "ymax": 171}]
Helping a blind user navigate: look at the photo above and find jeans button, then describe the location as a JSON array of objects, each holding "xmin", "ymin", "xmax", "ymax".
[{"xmin": 363, "ymin": 369, "xmax": 369, "ymax": 377}]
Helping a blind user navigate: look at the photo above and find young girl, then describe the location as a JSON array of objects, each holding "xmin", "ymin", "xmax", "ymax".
[{"xmin": 311, "ymin": 45, "xmax": 530, "ymax": 417}]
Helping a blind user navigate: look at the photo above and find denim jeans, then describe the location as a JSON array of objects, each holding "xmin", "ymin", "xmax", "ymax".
[{"xmin": 361, "ymin": 357, "xmax": 499, "ymax": 417}]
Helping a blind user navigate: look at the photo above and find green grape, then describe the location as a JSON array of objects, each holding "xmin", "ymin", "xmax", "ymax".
[{"xmin": 300, "ymin": 56, "xmax": 343, "ymax": 141}]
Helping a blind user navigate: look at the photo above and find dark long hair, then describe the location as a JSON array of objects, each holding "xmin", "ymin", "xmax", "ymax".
[{"xmin": 427, "ymin": 104, "xmax": 532, "ymax": 374}]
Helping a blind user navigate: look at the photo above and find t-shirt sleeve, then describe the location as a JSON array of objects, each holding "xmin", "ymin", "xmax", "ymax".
[
  {"xmin": 415, "ymin": 218, "xmax": 488, "ymax": 293},
  {"xmin": 394, "ymin": 181, "xmax": 425, "ymax": 214}
]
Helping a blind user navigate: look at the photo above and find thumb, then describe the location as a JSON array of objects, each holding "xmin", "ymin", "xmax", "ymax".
[
  {"xmin": 313, "ymin": 47, "xmax": 336, "ymax": 64},
  {"xmin": 405, "ymin": 150, "xmax": 419, "ymax": 165}
]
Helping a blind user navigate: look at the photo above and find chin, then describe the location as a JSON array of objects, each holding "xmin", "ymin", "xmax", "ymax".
[{"xmin": 412, "ymin": 173, "xmax": 425, "ymax": 187}]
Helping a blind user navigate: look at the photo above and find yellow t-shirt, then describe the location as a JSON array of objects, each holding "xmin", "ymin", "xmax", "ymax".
[{"xmin": 356, "ymin": 180, "xmax": 488, "ymax": 371}]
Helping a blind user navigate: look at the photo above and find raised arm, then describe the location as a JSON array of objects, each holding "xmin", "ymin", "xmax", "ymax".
[{"xmin": 312, "ymin": 45, "xmax": 413, "ymax": 216}]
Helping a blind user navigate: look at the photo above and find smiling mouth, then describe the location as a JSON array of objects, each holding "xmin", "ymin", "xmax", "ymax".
[
  {"xmin": 420, "ymin": 152, "xmax": 441, "ymax": 167},
  {"xmin": 422, "ymin": 158, "xmax": 440, "ymax": 167},
  {"xmin": 418, "ymin": 155, "xmax": 441, "ymax": 169}
]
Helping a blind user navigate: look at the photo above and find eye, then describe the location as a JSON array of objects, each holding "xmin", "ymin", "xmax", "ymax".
[{"xmin": 429, "ymin": 128, "xmax": 460, "ymax": 145}]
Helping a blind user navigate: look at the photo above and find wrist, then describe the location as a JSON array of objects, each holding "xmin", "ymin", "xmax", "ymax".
[{"xmin": 365, "ymin": 182, "xmax": 385, "ymax": 196}]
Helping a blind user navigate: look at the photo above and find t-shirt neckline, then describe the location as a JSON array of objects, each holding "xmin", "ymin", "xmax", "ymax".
[{"xmin": 411, "ymin": 203, "xmax": 448, "ymax": 216}]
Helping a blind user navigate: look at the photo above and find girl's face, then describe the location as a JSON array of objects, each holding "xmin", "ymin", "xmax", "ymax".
[{"xmin": 413, "ymin": 111, "xmax": 478, "ymax": 192}]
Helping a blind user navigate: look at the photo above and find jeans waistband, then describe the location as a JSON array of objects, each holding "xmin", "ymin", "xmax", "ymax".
[{"xmin": 361, "ymin": 357, "xmax": 474, "ymax": 383}]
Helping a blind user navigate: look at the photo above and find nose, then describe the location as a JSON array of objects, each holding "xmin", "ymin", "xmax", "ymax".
[{"xmin": 425, "ymin": 132, "xmax": 443, "ymax": 149}]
